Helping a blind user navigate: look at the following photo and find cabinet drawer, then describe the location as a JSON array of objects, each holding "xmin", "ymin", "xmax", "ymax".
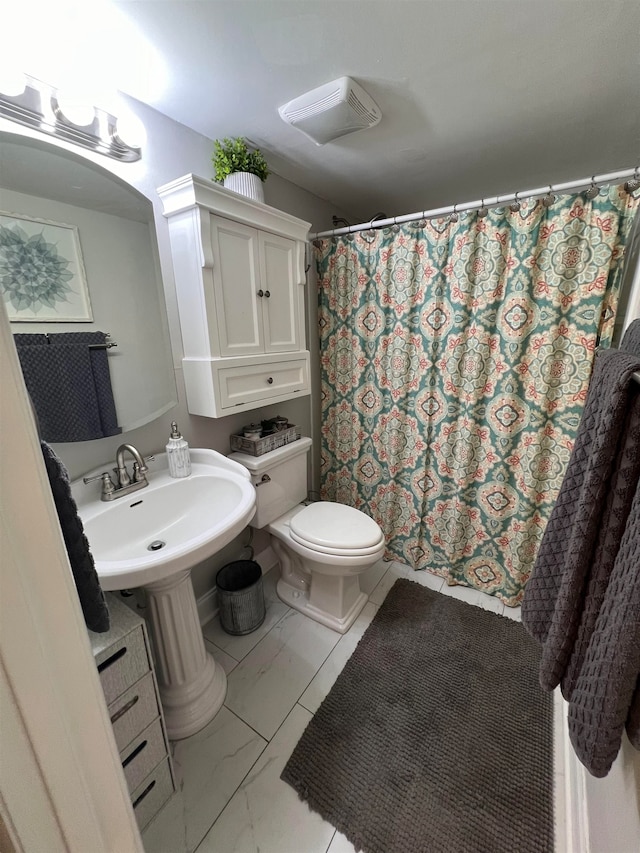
[
  {"xmin": 95, "ymin": 625, "xmax": 150, "ymax": 705},
  {"xmin": 108, "ymin": 672, "xmax": 159, "ymax": 753},
  {"xmin": 121, "ymin": 717, "xmax": 167, "ymax": 794},
  {"xmin": 131, "ymin": 758, "xmax": 175, "ymax": 831},
  {"xmin": 218, "ymin": 357, "xmax": 309, "ymax": 408}
]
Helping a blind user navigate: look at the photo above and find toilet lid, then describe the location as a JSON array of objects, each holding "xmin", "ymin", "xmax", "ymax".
[{"xmin": 290, "ymin": 502, "xmax": 383, "ymax": 551}]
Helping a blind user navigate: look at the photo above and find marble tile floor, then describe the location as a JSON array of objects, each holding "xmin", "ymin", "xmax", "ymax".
[{"xmin": 142, "ymin": 559, "xmax": 565, "ymax": 853}]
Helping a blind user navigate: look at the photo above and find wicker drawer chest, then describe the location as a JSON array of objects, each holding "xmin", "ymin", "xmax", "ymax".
[{"xmin": 89, "ymin": 593, "xmax": 175, "ymax": 831}]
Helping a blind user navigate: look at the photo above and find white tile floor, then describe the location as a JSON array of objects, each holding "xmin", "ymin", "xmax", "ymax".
[{"xmin": 142, "ymin": 560, "xmax": 565, "ymax": 853}]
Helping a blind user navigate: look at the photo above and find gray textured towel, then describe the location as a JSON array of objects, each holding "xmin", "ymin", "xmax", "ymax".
[
  {"xmin": 560, "ymin": 386, "xmax": 640, "ymax": 698},
  {"xmin": 50, "ymin": 332, "xmax": 121, "ymax": 438},
  {"xmin": 15, "ymin": 332, "xmax": 121, "ymax": 442},
  {"xmin": 522, "ymin": 319, "xmax": 640, "ymax": 776},
  {"xmin": 568, "ymin": 478, "xmax": 640, "ymax": 776},
  {"xmin": 620, "ymin": 316, "xmax": 640, "ymax": 352},
  {"xmin": 40, "ymin": 441, "xmax": 110, "ymax": 633}
]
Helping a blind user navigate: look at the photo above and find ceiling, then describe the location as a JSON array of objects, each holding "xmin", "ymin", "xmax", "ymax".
[{"xmin": 28, "ymin": 1, "xmax": 640, "ymax": 222}]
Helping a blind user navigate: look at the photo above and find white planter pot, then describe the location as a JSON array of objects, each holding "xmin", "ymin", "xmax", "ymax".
[{"xmin": 223, "ymin": 172, "xmax": 265, "ymax": 203}]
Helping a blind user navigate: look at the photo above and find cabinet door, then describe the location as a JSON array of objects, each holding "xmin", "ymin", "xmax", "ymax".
[
  {"xmin": 259, "ymin": 232, "xmax": 301, "ymax": 353},
  {"xmin": 211, "ymin": 216, "xmax": 264, "ymax": 356}
]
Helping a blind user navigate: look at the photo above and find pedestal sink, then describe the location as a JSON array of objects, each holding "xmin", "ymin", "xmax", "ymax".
[{"xmin": 73, "ymin": 449, "xmax": 256, "ymax": 739}]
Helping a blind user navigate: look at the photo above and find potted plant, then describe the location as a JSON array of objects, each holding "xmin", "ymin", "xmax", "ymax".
[{"xmin": 212, "ymin": 137, "xmax": 269, "ymax": 203}]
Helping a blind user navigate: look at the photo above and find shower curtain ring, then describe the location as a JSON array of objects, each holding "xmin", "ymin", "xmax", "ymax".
[
  {"xmin": 363, "ymin": 217, "xmax": 377, "ymax": 243},
  {"xmin": 624, "ymin": 167, "xmax": 640, "ymax": 194},
  {"xmin": 478, "ymin": 199, "xmax": 488, "ymax": 218},
  {"xmin": 585, "ymin": 176, "xmax": 600, "ymax": 200},
  {"xmin": 509, "ymin": 192, "xmax": 521, "ymax": 213},
  {"xmin": 392, "ymin": 215, "xmax": 400, "ymax": 233},
  {"xmin": 542, "ymin": 185, "xmax": 556, "ymax": 208},
  {"xmin": 449, "ymin": 204, "xmax": 459, "ymax": 223}
]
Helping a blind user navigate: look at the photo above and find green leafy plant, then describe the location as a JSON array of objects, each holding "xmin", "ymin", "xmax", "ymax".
[{"xmin": 212, "ymin": 137, "xmax": 269, "ymax": 183}]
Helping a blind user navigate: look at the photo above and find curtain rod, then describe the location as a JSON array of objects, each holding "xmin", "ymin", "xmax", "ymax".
[{"xmin": 310, "ymin": 166, "xmax": 640, "ymax": 239}]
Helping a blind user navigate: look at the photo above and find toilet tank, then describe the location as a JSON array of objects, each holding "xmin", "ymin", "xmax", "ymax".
[{"xmin": 228, "ymin": 436, "xmax": 312, "ymax": 528}]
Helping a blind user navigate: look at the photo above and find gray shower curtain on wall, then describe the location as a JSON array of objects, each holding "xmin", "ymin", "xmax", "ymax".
[{"xmin": 315, "ymin": 186, "xmax": 639, "ymax": 606}]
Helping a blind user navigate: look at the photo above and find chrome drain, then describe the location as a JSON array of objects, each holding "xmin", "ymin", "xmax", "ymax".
[{"xmin": 147, "ymin": 540, "xmax": 166, "ymax": 552}]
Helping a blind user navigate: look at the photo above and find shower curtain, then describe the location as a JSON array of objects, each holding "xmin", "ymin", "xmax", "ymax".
[{"xmin": 316, "ymin": 186, "xmax": 639, "ymax": 605}]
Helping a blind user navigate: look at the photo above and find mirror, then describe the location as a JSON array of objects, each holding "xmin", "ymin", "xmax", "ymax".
[{"xmin": 0, "ymin": 131, "xmax": 177, "ymax": 437}]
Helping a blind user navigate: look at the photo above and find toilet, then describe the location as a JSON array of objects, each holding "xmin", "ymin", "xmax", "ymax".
[{"xmin": 228, "ymin": 437, "xmax": 385, "ymax": 633}]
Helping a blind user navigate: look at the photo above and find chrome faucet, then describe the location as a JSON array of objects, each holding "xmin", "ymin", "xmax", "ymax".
[
  {"xmin": 83, "ymin": 443, "xmax": 155, "ymax": 501},
  {"xmin": 116, "ymin": 443, "xmax": 149, "ymax": 487}
]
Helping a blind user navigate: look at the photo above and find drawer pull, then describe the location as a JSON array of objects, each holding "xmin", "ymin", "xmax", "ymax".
[
  {"xmin": 123, "ymin": 739, "xmax": 147, "ymax": 768},
  {"xmin": 110, "ymin": 694, "xmax": 139, "ymax": 725},
  {"xmin": 98, "ymin": 646, "xmax": 126, "ymax": 673},
  {"xmin": 264, "ymin": 290, "xmax": 271, "ymax": 298},
  {"xmin": 257, "ymin": 289, "xmax": 264, "ymax": 297},
  {"xmin": 132, "ymin": 779, "xmax": 156, "ymax": 809},
  {"xmin": 267, "ymin": 377, "xmax": 274, "ymax": 384}
]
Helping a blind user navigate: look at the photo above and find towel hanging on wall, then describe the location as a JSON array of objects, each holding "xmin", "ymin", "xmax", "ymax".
[
  {"xmin": 40, "ymin": 440, "xmax": 110, "ymax": 633},
  {"xmin": 522, "ymin": 319, "xmax": 640, "ymax": 777},
  {"xmin": 14, "ymin": 331, "xmax": 121, "ymax": 442}
]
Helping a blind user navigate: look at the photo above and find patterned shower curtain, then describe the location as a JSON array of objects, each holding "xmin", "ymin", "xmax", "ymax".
[{"xmin": 316, "ymin": 186, "xmax": 639, "ymax": 605}]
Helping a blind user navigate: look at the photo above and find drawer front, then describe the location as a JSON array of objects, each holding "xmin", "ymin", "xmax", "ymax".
[
  {"xmin": 131, "ymin": 758, "xmax": 175, "ymax": 831},
  {"xmin": 218, "ymin": 357, "xmax": 309, "ymax": 408},
  {"xmin": 96, "ymin": 626, "xmax": 150, "ymax": 705},
  {"xmin": 108, "ymin": 672, "xmax": 159, "ymax": 753},
  {"xmin": 121, "ymin": 717, "xmax": 167, "ymax": 795}
]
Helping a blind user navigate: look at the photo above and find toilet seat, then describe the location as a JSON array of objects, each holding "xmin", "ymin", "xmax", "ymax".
[
  {"xmin": 289, "ymin": 502, "xmax": 385, "ymax": 556},
  {"xmin": 288, "ymin": 529, "xmax": 385, "ymax": 557}
]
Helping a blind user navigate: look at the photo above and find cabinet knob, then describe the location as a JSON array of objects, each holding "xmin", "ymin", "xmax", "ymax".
[
  {"xmin": 257, "ymin": 289, "xmax": 264, "ymax": 298},
  {"xmin": 267, "ymin": 377, "xmax": 274, "ymax": 384},
  {"xmin": 264, "ymin": 290, "xmax": 271, "ymax": 298}
]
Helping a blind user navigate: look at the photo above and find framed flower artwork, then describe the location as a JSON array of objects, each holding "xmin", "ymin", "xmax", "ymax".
[{"xmin": 0, "ymin": 212, "xmax": 93, "ymax": 322}]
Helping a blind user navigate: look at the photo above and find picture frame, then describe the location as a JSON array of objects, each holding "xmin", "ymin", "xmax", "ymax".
[{"xmin": 0, "ymin": 211, "xmax": 93, "ymax": 322}]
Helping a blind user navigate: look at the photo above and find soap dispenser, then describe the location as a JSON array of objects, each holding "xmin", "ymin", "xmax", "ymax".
[{"xmin": 166, "ymin": 421, "xmax": 191, "ymax": 478}]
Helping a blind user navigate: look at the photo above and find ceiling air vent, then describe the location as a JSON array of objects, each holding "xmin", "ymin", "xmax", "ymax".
[{"xmin": 278, "ymin": 76, "xmax": 382, "ymax": 146}]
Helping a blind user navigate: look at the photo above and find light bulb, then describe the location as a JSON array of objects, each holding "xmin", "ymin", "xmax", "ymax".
[
  {"xmin": 114, "ymin": 109, "xmax": 146, "ymax": 149},
  {"xmin": 54, "ymin": 95, "xmax": 95, "ymax": 127},
  {"xmin": 0, "ymin": 67, "xmax": 27, "ymax": 96}
]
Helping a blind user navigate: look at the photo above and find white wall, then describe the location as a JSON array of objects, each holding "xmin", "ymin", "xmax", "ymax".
[
  {"xmin": 585, "ymin": 735, "xmax": 640, "ymax": 853},
  {"xmin": 0, "ymin": 295, "xmax": 144, "ymax": 853}
]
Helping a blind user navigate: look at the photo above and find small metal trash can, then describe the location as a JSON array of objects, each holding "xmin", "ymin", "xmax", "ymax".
[{"xmin": 216, "ymin": 560, "xmax": 266, "ymax": 635}]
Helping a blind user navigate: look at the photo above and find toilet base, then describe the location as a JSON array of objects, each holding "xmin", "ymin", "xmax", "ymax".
[{"xmin": 277, "ymin": 575, "xmax": 368, "ymax": 634}]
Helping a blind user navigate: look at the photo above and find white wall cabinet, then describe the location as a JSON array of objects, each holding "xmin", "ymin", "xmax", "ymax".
[
  {"xmin": 158, "ymin": 175, "xmax": 311, "ymax": 417},
  {"xmin": 212, "ymin": 218, "xmax": 301, "ymax": 356}
]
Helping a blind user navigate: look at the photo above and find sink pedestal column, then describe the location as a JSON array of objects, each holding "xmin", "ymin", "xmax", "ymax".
[{"xmin": 145, "ymin": 568, "xmax": 226, "ymax": 740}]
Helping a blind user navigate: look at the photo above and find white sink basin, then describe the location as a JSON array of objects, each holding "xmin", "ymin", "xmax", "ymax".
[
  {"xmin": 72, "ymin": 447, "xmax": 257, "ymax": 739},
  {"xmin": 74, "ymin": 448, "xmax": 256, "ymax": 590}
]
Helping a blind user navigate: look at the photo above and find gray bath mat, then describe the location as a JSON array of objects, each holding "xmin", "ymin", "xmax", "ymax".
[{"xmin": 282, "ymin": 579, "xmax": 554, "ymax": 853}]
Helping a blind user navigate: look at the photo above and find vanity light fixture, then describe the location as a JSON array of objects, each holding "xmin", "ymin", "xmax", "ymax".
[{"xmin": 0, "ymin": 73, "xmax": 141, "ymax": 162}]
